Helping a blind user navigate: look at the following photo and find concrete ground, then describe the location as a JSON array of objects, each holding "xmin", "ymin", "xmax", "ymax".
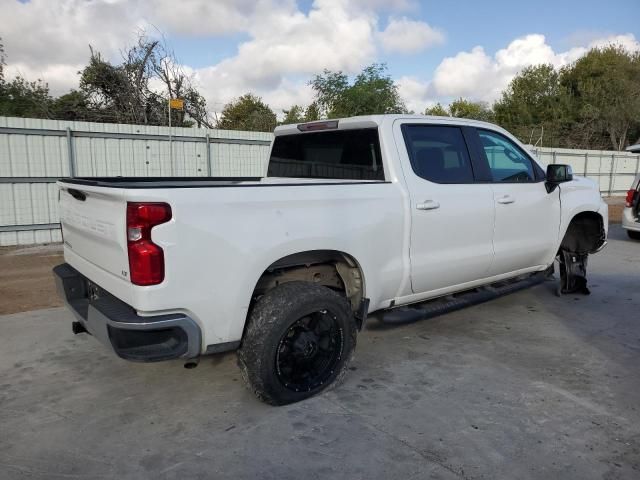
[{"xmin": 1, "ymin": 225, "xmax": 639, "ymax": 480}]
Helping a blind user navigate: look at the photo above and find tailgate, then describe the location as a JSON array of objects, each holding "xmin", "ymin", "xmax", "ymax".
[{"xmin": 58, "ymin": 182, "xmax": 129, "ymax": 280}]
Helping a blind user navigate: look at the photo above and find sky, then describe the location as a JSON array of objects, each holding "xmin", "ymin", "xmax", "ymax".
[{"xmin": 1, "ymin": 0, "xmax": 639, "ymax": 116}]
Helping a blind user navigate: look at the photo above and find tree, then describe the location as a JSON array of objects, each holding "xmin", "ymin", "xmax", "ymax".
[
  {"xmin": 303, "ymin": 102, "xmax": 320, "ymax": 121},
  {"xmin": 310, "ymin": 64, "xmax": 407, "ymax": 118},
  {"xmin": 0, "ymin": 36, "xmax": 53, "ymax": 118},
  {"xmin": 0, "ymin": 32, "xmax": 210, "ymax": 127},
  {"xmin": 0, "ymin": 76, "xmax": 52, "ymax": 118},
  {"xmin": 425, "ymin": 99, "xmax": 493, "ymax": 121},
  {"xmin": 217, "ymin": 93, "xmax": 277, "ymax": 132},
  {"xmin": 493, "ymin": 64, "xmax": 568, "ymax": 147},
  {"xmin": 560, "ymin": 45, "xmax": 640, "ymax": 151},
  {"xmin": 424, "ymin": 103, "xmax": 449, "ymax": 116},
  {"xmin": 449, "ymin": 98, "xmax": 494, "ymax": 121},
  {"xmin": 279, "ymin": 102, "xmax": 322, "ymax": 125},
  {"xmin": 79, "ymin": 49, "xmax": 137, "ymax": 123},
  {"xmin": 79, "ymin": 33, "xmax": 212, "ymax": 127},
  {"xmin": 49, "ymin": 90, "xmax": 91, "ymax": 121},
  {"xmin": 493, "ymin": 48, "xmax": 640, "ymax": 150},
  {"xmin": 280, "ymin": 105, "xmax": 305, "ymax": 125}
]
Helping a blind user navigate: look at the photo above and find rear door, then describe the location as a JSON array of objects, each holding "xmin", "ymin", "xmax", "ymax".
[
  {"xmin": 473, "ymin": 128, "xmax": 560, "ymax": 275},
  {"xmin": 397, "ymin": 123, "xmax": 495, "ymax": 294},
  {"xmin": 58, "ymin": 182, "xmax": 130, "ymax": 280}
]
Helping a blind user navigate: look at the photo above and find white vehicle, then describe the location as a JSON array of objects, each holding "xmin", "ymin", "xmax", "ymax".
[
  {"xmin": 622, "ymin": 175, "xmax": 640, "ymax": 240},
  {"xmin": 54, "ymin": 115, "xmax": 608, "ymax": 405}
]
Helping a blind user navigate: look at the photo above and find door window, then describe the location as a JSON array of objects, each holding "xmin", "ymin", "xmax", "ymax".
[
  {"xmin": 401, "ymin": 125, "xmax": 475, "ymax": 183},
  {"xmin": 477, "ymin": 129, "xmax": 535, "ymax": 183}
]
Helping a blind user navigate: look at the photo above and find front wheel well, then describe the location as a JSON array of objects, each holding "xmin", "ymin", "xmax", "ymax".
[
  {"xmin": 560, "ymin": 211, "xmax": 606, "ymax": 254},
  {"xmin": 251, "ymin": 250, "xmax": 365, "ymax": 312}
]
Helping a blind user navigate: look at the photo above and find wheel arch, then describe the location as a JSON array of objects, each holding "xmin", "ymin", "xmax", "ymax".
[
  {"xmin": 249, "ymin": 249, "xmax": 367, "ymax": 309},
  {"xmin": 559, "ymin": 210, "xmax": 606, "ymax": 254},
  {"xmin": 235, "ymin": 249, "xmax": 367, "ymax": 345}
]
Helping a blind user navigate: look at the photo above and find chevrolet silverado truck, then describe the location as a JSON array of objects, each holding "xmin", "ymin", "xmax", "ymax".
[{"xmin": 53, "ymin": 115, "xmax": 608, "ymax": 405}]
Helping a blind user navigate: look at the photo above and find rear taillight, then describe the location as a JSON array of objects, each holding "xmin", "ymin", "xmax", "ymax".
[
  {"xmin": 626, "ymin": 189, "xmax": 637, "ymax": 208},
  {"xmin": 126, "ymin": 203, "xmax": 172, "ymax": 285}
]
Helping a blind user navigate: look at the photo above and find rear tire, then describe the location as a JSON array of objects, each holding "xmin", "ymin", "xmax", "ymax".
[
  {"xmin": 238, "ymin": 281, "xmax": 357, "ymax": 405},
  {"xmin": 627, "ymin": 230, "xmax": 640, "ymax": 240}
]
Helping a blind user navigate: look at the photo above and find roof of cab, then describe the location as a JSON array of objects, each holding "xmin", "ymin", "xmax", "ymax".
[{"xmin": 273, "ymin": 114, "xmax": 500, "ymax": 136}]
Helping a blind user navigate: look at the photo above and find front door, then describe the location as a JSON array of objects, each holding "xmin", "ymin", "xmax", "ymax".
[
  {"xmin": 474, "ymin": 128, "xmax": 560, "ymax": 275},
  {"xmin": 397, "ymin": 123, "xmax": 495, "ymax": 294}
]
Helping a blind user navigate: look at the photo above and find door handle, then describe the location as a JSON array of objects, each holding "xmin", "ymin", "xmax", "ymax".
[
  {"xmin": 497, "ymin": 195, "xmax": 515, "ymax": 204},
  {"xmin": 416, "ymin": 200, "xmax": 440, "ymax": 210}
]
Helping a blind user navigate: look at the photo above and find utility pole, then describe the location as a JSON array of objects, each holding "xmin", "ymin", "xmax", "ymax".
[
  {"xmin": 168, "ymin": 99, "xmax": 172, "ymax": 170},
  {"xmin": 168, "ymin": 98, "xmax": 184, "ymax": 175}
]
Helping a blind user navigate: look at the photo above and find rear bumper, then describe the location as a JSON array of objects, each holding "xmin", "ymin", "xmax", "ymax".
[{"xmin": 53, "ymin": 263, "xmax": 201, "ymax": 362}]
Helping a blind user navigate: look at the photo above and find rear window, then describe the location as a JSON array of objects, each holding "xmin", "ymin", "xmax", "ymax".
[{"xmin": 267, "ymin": 128, "xmax": 384, "ymax": 180}]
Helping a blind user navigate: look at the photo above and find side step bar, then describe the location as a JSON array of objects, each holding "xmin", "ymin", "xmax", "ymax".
[{"xmin": 380, "ymin": 271, "xmax": 549, "ymax": 325}]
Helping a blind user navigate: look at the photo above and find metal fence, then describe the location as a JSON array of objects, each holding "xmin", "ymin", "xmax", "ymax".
[
  {"xmin": 0, "ymin": 116, "xmax": 272, "ymax": 246},
  {"xmin": 530, "ymin": 146, "xmax": 640, "ymax": 196},
  {"xmin": 1, "ymin": 116, "xmax": 639, "ymax": 246}
]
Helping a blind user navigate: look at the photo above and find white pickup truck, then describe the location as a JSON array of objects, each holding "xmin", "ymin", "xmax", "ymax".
[{"xmin": 54, "ymin": 115, "xmax": 608, "ymax": 405}]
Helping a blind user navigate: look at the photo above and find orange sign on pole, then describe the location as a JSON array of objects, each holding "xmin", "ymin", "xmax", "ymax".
[{"xmin": 169, "ymin": 98, "xmax": 184, "ymax": 110}]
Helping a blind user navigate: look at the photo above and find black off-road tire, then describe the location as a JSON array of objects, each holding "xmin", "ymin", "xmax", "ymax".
[
  {"xmin": 627, "ymin": 230, "xmax": 640, "ymax": 241},
  {"xmin": 237, "ymin": 281, "xmax": 357, "ymax": 405}
]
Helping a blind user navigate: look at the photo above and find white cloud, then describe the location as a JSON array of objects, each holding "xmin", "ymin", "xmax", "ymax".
[
  {"xmin": 1, "ymin": 0, "xmax": 145, "ymax": 68},
  {"xmin": 0, "ymin": 0, "xmax": 269, "ymax": 92},
  {"xmin": 345, "ymin": 0, "xmax": 418, "ymax": 13},
  {"xmin": 260, "ymin": 80, "xmax": 315, "ymax": 115},
  {"xmin": 598, "ymin": 33, "xmax": 640, "ymax": 50},
  {"xmin": 146, "ymin": 0, "xmax": 256, "ymax": 36},
  {"xmin": 379, "ymin": 17, "xmax": 444, "ymax": 54},
  {"xmin": 431, "ymin": 45, "xmax": 496, "ymax": 99},
  {"xmin": 396, "ymin": 76, "xmax": 430, "ymax": 113},
  {"xmin": 580, "ymin": 33, "xmax": 640, "ymax": 58},
  {"xmin": 0, "ymin": 0, "xmax": 418, "ymax": 110},
  {"xmin": 194, "ymin": 1, "xmax": 445, "ymax": 111},
  {"xmin": 430, "ymin": 33, "xmax": 640, "ymax": 104},
  {"xmin": 191, "ymin": 0, "xmax": 388, "ymax": 111},
  {"xmin": 4, "ymin": 63, "xmax": 84, "ymax": 96}
]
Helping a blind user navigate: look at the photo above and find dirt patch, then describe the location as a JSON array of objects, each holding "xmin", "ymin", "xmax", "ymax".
[
  {"xmin": 0, "ymin": 245, "xmax": 63, "ymax": 315},
  {"xmin": 604, "ymin": 196, "xmax": 625, "ymax": 224},
  {"xmin": 608, "ymin": 204, "xmax": 624, "ymax": 223}
]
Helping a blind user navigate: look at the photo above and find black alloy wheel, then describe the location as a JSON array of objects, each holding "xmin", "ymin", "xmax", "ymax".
[{"xmin": 275, "ymin": 310, "xmax": 343, "ymax": 393}]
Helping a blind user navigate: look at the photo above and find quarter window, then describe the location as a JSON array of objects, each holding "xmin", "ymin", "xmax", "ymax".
[
  {"xmin": 478, "ymin": 129, "xmax": 535, "ymax": 183},
  {"xmin": 402, "ymin": 125, "xmax": 475, "ymax": 183}
]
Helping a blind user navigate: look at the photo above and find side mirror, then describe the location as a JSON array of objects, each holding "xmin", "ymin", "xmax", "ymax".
[{"xmin": 545, "ymin": 164, "xmax": 573, "ymax": 193}]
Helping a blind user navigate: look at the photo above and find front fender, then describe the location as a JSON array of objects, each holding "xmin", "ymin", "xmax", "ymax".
[{"xmin": 558, "ymin": 176, "xmax": 607, "ymax": 243}]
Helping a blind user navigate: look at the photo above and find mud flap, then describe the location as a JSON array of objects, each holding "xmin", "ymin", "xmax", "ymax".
[{"xmin": 557, "ymin": 250, "xmax": 590, "ymax": 295}]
